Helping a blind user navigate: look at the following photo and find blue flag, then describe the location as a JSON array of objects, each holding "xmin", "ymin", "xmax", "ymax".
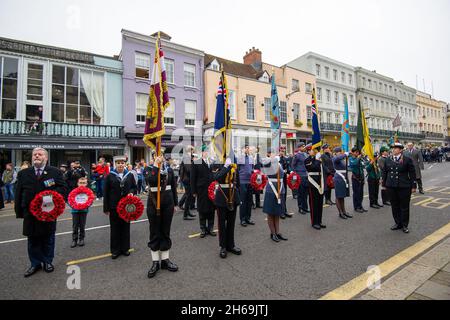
[
  {"xmin": 270, "ymin": 73, "xmax": 281, "ymax": 154},
  {"xmin": 212, "ymin": 71, "xmax": 232, "ymax": 162},
  {"xmin": 311, "ymin": 88, "xmax": 322, "ymax": 151},
  {"xmin": 341, "ymin": 95, "xmax": 350, "ymax": 152}
]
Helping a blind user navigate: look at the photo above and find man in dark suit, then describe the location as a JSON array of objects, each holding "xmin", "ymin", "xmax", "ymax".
[
  {"xmin": 191, "ymin": 145, "xmax": 216, "ymax": 238},
  {"xmin": 404, "ymin": 142, "xmax": 425, "ymax": 194},
  {"xmin": 103, "ymin": 156, "xmax": 137, "ymax": 259},
  {"xmin": 15, "ymin": 147, "xmax": 67, "ymax": 277},
  {"xmin": 212, "ymin": 157, "xmax": 241, "ymax": 259},
  {"xmin": 179, "ymin": 146, "xmax": 196, "ymax": 220},
  {"xmin": 382, "ymin": 143, "xmax": 417, "ymax": 234}
]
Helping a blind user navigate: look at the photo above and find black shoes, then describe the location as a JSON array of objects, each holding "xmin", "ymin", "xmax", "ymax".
[
  {"xmin": 280, "ymin": 215, "xmax": 286, "ymax": 219},
  {"xmin": 370, "ymin": 204, "xmax": 381, "ymax": 209},
  {"xmin": 43, "ymin": 263, "xmax": 54, "ymax": 273},
  {"xmin": 376, "ymin": 203, "xmax": 384, "ymax": 208},
  {"xmin": 325, "ymin": 200, "xmax": 335, "ymax": 205},
  {"xmin": 161, "ymin": 259, "xmax": 179, "ymax": 272},
  {"xmin": 183, "ymin": 215, "xmax": 195, "ymax": 221},
  {"xmin": 383, "ymin": 202, "xmax": 391, "ymax": 206},
  {"xmin": 227, "ymin": 247, "xmax": 242, "ymax": 255},
  {"xmin": 111, "ymin": 253, "xmax": 120, "ymax": 259},
  {"xmin": 208, "ymin": 230, "xmax": 217, "ymax": 237},
  {"xmin": 403, "ymin": 227, "xmax": 409, "ymax": 234},
  {"xmin": 246, "ymin": 220, "xmax": 255, "ymax": 225},
  {"xmin": 200, "ymin": 230, "xmax": 207, "ymax": 238},
  {"xmin": 220, "ymin": 248, "xmax": 227, "ymax": 258},
  {"xmin": 78, "ymin": 239, "xmax": 85, "ymax": 247},
  {"xmin": 312, "ymin": 225, "xmax": 321, "ymax": 230},
  {"xmin": 147, "ymin": 262, "xmax": 160, "ymax": 278},
  {"xmin": 339, "ymin": 213, "xmax": 348, "ymax": 220},
  {"xmin": 344, "ymin": 212, "xmax": 353, "ymax": 219},
  {"xmin": 71, "ymin": 240, "xmax": 77, "ymax": 248},
  {"xmin": 320, "ymin": 224, "xmax": 327, "ymax": 229},
  {"xmin": 277, "ymin": 234, "xmax": 288, "ymax": 241},
  {"xmin": 285, "ymin": 213, "xmax": 293, "ymax": 218},
  {"xmin": 391, "ymin": 224, "xmax": 403, "ymax": 231},
  {"xmin": 355, "ymin": 208, "xmax": 364, "ymax": 213},
  {"xmin": 122, "ymin": 250, "xmax": 131, "ymax": 256},
  {"xmin": 240, "ymin": 222, "xmax": 247, "ymax": 227},
  {"xmin": 299, "ymin": 209, "xmax": 307, "ymax": 215},
  {"xmin": 419, "ymin": 190, "xmax": 425, "ymax": 194},
  {"xmin": 271, "ymin": 234, "xmax": 280, "ymax": 242},
  {"xmin": 188, "ymin": 212, "xmax": 196, "ymax": 218},
  {"xmin": 361, "ymin": 208, "xmax": 368, "ymax": 212},
  {"xmin": 24, "ymin": 265, "xmax": 42, "ymax": 278}
]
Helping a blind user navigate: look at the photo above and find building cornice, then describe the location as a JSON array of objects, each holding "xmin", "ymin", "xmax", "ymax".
[{"xmin": 121, "ymin": 29, "xmax": 204, "ymax": 58}]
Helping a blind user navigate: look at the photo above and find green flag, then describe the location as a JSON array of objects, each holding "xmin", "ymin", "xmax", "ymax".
[{"xmin": 356, "ymin": 101, "xmax": 365, "ymax": 151}]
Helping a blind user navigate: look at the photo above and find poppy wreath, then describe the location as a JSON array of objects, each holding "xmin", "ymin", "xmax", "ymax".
[
  {"xmin": 68, "ymin": 186, "xmax": 95, "ymax": 211},
  {"xmin": 250, "ymin": 170, "xmax": 268, "ymax": 191},
  {"xmin": 208, "ymin": 181, "xmax": 219, "ymax": 202},
  {"xmin": 327, "ymin": 175, "xmax": 335, "ymax": 189},
  {"xmin": 117, "ymin": 194, "xmax": 144, "ymax": 223},
  {"xmin": 29, "ymin": 190, "xmax": 66, "ymax": 222},
  {"xmin": 287, "ymin": 172, "xmax": 301, "ymax": 190}
]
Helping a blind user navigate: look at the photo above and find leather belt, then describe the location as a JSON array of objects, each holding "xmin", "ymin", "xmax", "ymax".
[
  {"xmin": 219, "ymin": 184, "xmax": 234, "ymax": 188},
  {"xmin": 150, "ymin": 186, "xmax": 171, "ymax": 192}
]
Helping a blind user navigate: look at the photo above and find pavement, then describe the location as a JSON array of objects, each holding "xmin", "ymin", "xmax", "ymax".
[{"xmin": 0, "ymin": 161, "xmax": 449, "ymax": 300}]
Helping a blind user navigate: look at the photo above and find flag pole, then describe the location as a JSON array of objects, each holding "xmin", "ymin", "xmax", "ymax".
[
  {"xmin": 156, "ymin": 32, "xmax": 163, "ymax": 215},
  {"xmin": 221, "ymin": 65, "xmax": 233, "ymax": 207},
  {"xmin": 272, "ymin": 68, "xmax": 281, "ymax": 203}
]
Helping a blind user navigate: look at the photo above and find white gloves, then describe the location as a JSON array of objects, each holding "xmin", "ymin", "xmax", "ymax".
[
  {"xmin": 224, "ymin": 158, "xmax": 232, "ymax": 168},
  {"xmin": 345, "ymin": 152, "xmax": 350, "ymax": 157},
  {"xmin": 315, "ymin": 153, "xmax": 322, "ymax": 160}
]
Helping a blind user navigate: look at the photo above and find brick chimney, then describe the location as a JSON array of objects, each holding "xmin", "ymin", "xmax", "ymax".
[{"xmin": 243, "ymin": 47, "xmax": 262, "ymax": 71}]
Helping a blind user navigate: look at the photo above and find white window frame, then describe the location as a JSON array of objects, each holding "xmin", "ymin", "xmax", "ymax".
[
  {"xmin": 183, "ymin": 63, "xmax": 196, "ymax": 88},
  {"xmin": 135, "ymin": 52, "xmax": 151, "ymax": 80},
  {"xmin": 184, "ymin": 100, "xmax": 196, "ymax": 127},
  {"xmin": 246, "ymin": 95, "xmax": 255, "ymax": 121},
  {"xmin": 164, "ymin": 97, "xmax": 175, "ymax": 125},
  {"xmin": 135, "ymin": 93, "xmax": 148, "ymax": 124},
  {"xmin": 165, "ymin": 59, "xmax": 175, "ymax": 84}
]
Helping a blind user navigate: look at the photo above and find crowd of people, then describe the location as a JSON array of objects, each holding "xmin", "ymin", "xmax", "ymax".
[{"xmin": 0, "ymin": 139, "xmax": 433, "ymax": 279}]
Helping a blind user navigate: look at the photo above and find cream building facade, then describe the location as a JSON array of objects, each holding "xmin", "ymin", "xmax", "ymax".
[{"xmin": 416, "ymin": 91, "xmax": 446, "ymax": 146}]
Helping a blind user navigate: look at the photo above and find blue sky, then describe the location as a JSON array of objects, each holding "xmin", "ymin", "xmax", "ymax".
[{"xmin": 1, "ymin": 0, "xmax": 449, "ymax": 102}]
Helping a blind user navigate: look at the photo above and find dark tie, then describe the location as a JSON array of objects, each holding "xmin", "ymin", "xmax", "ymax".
[{"xmin": 36, "ymin": 168, "xmax": 42, "ymax": 179}]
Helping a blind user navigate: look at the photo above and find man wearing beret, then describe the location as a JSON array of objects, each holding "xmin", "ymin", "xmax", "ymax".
[
  {"xmin": 291, "ymin": 142, "xmax": 310, "ymax": 215},
  {"xmin": 349, "ymin": 146, "xmax": 367, "ymax": 213},
  {"xmin": 382, "ymin": 143, "xmax": 416, "ymax": 233}
]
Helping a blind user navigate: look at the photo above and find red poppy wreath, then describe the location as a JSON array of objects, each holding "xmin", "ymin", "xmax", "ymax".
[
  {"xmin": 68, "ymin": 186, "xmax": 95, "ymax": 211},
  {"xmin": 250, "ymin": 170, "xmax": 268, "ymax": 191},
  {"xmin": 117, "ymin": 195, "xmax": 144, "ymax": 223},
  {"xmin": 208, "ymin": 181, "xmax": 219, "ymax": 202},
  {"xmin": 287, "ymin": 172, "xmax": 301, "ymax": 190},
  {"xmin": 29, "ymin": 190, "xmax": 66, "ymax": 222}
]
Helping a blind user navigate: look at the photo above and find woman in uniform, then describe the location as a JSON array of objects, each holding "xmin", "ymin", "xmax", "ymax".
[{"xmin": 332, "ymin": 147, "xmax": 352, "ymax": 220}]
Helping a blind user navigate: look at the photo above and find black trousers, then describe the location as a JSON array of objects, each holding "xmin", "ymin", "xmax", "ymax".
[
  {"xmin": 199, "ymin": 210, "xmax": 215, "ymax": 232},
  {"xmin": 352, "ymin": 177, "xmax": 364, "ymax": 210},
  {"xmin": 308, "ymin": 186, "xmax": 324, "ymax": 226},
  {"xmin": 282, "ymin": 179, "xmax": 288, "ymax": 214},
  {"xmin": 182, "ymin": 182, "xmax": 194, "ymax": 215},
  {"xmin": 297, "ymin": 177, "xmax": 309, "ymax": 211},
  {"xmin": 109, "ymin": 209, "xmax": 130, "ymax": 255},
  {"xmin": 217, "ymin": 206, "xmax": 236, "ymax": 250},
  {"xmin": 147, "ymin": 198, "xmax": 174, "ymax": 252},
  {"xmin": 27, "ymin": 233, "xmax": 55, "ymax": 267},
  {"xmin": 253, "ymin": 190, "xmax": 261, "ymax": 207},
  {"xmin": 417, "ymin": 179, "xmax": 423, "ymax": 191},
  {"xmin": 388, "ymin": 187, "xmax": 412, "ymax": 228},
  {"xmin": 368, "ymin": 178, "xmax": 380, "ymax": 205},
  {"xmin": 72, "ymin": 213, "xmax": 87, "ymax": 241},
  {"xmin": 381, "ymin": 189, "xmax": 390, "ymax": 203},
  {"xmin": 239, "ymin": 184, "xmax": 253, "ymax": 223},
  {"xmin": 324, "ymin": 189, "xmax": 332, "ymax": 201}
]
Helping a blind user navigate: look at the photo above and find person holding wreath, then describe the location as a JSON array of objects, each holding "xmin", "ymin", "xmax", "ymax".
[
  {"xmin": 103, "ymin": 156, "xmax": 137, "ymax": 259},
  {"xmin": 15, "ymin": 148, "xmax": 67, "ymax": 277}
]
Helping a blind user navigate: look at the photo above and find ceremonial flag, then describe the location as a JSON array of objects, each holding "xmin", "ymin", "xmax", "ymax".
[
  {"xmin": 362, "ymin": 109, "xmax": 375, "ymax": 162},
  {"xmin": 270, "ymin": 73, "xmax": 281, "ymax": 154},
  {"xmin": 341, "ymin": 94, "xmax": 350, "ymax": 152},
  {"xmin": 212, "ymin": 70, "xmax": 232, "ymax": 162},
  {"xmin": 393, "ymin": 113, "xmax": 402, "ymax": 128},
  {"xmin": 356, "ymin": 101, "xmax": 365, "ymax": 151},
  {"xmin": 311, "ymin": 88, "xmax": 322, "ymax": 151},
  {"xmin": 143, "ymin": 34, "xmax": 170, "ymax": 150}
]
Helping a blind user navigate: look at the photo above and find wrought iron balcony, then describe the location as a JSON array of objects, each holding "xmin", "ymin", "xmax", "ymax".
[
  {"xmin": 423, "ymin": 132, "xmax": 444, "ymax": 139},
  {"xmin": 320, "ymin": 122, "xmax": 425, "ymax": 140},
  {"xmin": 0, "ymin": 120, "xmax": 124, "ymax": 139}
]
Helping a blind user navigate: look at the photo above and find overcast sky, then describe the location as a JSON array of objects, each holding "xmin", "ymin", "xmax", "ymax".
[{"xmin": 1, "ymin": 0, "xmax": 449, "ymax": 102}]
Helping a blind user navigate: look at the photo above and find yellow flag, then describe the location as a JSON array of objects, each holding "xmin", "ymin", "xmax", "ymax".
[{"xmin": 361, "ymin": 108, "xmax": 375, "ymax": 162}]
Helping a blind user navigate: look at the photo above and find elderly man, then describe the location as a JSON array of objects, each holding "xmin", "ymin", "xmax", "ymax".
[
  {"xmin": 15, "ymin": 148, "xmax": 67, "ymax": 277},
  {"xmin": 404, "ymin": 142, "xmax": 425, "ymax": 194}
]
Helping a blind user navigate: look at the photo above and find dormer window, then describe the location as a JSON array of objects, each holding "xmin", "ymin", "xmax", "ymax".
[
  {"xmin": 259, "ymin": 71, "xmax": 270, "ymax": 83},
  {"xmin": 210, "ymin": 59, "xmax": 220, "ymax": 71}
]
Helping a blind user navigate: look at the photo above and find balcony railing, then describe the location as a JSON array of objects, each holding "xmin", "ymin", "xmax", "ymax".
[
  {"xmin": 0, "ymin": 120, "xmax": 124, "ymax": 139},
  {"xmin": 423, "ymin": 132, "xmax": 444, "ymax": 139},
  {"xmin": 320, "ymin": 122, "xmax": 425, "ymax": 140}
]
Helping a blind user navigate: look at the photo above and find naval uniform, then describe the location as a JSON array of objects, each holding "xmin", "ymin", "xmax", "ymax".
[
  {"xmin": 211, "ymin": 163, "xmax": 240, "ymax": 251},
  {"xmin": 382, "ymin": 154, "xmax": 416, "ymax": 229},
  {"xmin": 262, "ymin": 158, "xmax": 286, "ymax": 216},
  {"xmin": 103, "ymin": 170, "xmax": 137, "ymax": 256},
  {"xmin": 305, "ymin": 155, "xmax": 325, "ymax": 227},
  {"xmin": 146, "ymin": 163, "xmax": 178, "ymax": 254}
]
